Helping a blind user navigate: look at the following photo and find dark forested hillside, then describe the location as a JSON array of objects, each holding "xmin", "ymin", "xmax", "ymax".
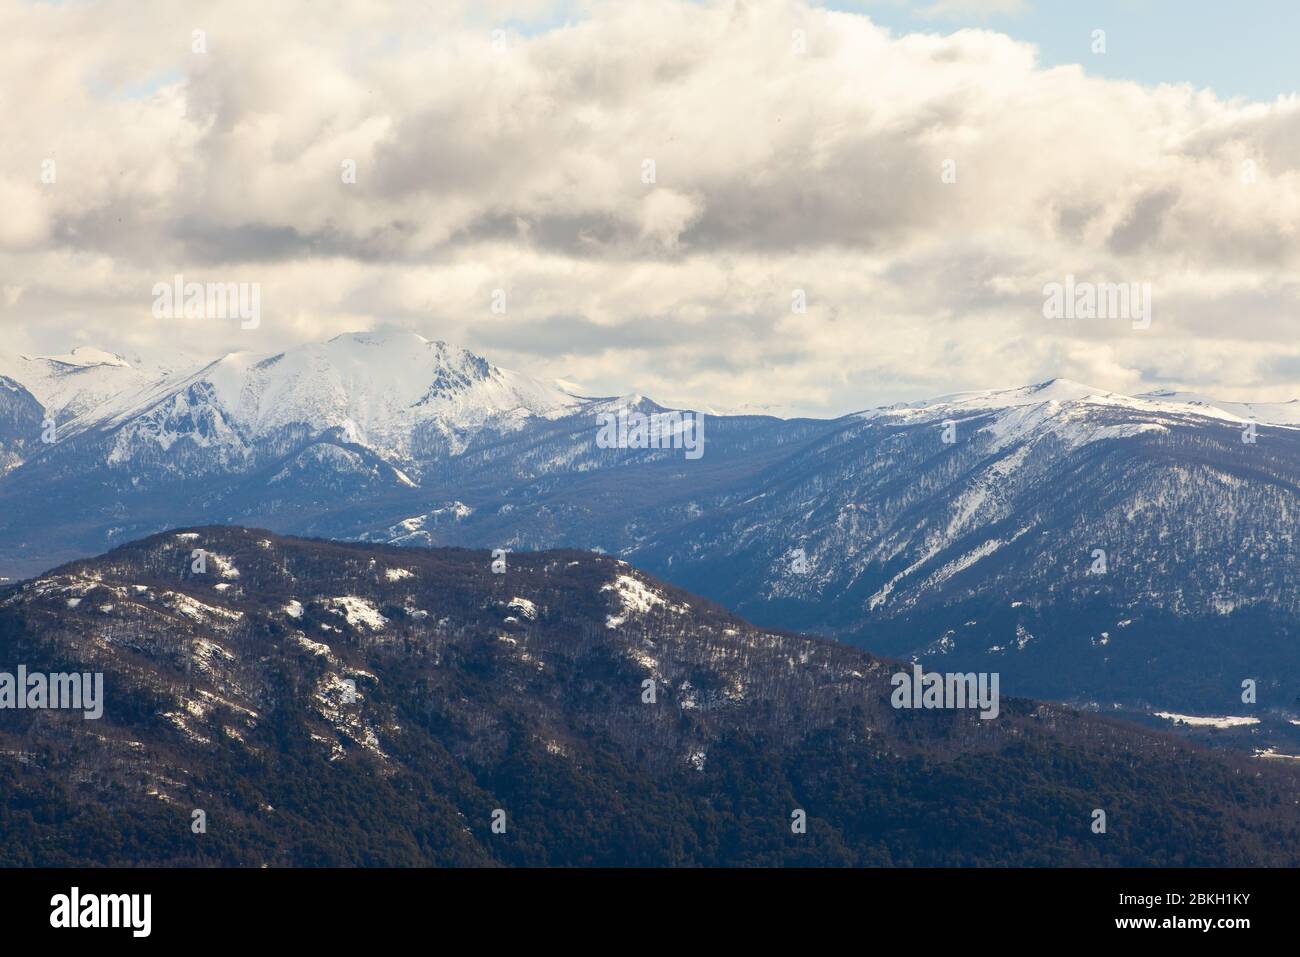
[{"xmin": 0, "ymin": 527, "xmax": 1297, "ymax": 866}]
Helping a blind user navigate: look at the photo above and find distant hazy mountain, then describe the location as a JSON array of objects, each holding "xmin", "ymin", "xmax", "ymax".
[
  {"xmin": 1, "ymin": 334, "xmax": 1297, "ymax": 713},
  {"xmin": 1, "ymin": 528, "xmax": 1296, "ymax": 866}
]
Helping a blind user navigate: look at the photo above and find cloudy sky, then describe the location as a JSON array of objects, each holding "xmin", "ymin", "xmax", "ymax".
[{"xmin": 4, "ymin": 0, "xmax": 1300, "ymax": 417}]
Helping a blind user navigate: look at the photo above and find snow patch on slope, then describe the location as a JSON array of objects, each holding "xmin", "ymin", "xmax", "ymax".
[
  {"xmin": 325, "ymin": 596, "xmax": 388, "ymax": 630},
  {"xmin": 601, "ymin": 574, "xmax": 683, "ymax": 628}
]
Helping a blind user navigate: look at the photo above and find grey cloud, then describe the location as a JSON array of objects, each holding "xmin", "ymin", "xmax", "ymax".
[
  {"xmin": 1266, "ymin": 355, "xmax": 1300, "ymax": 379},
  {"xmin": 466, "ymin": 314, "xmax": 679, "ymax": 356},
  {"xmin": 168, "ymin": 219, "xmax": 430, "ymax": 266},
  {"xmin": 465, "ymin": 310, "xmax": 790, "ymax": 360},
  {"xmin": 1107, "ymin": 189, "xmax": 1178, "ymax": 256}
]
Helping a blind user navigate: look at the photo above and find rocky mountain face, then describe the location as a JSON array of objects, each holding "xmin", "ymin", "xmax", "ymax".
[
  {"xmin": 1, "ymin": 528, "xmax": 1297, "ymax": 866},
  {"xmin": 0, "ymin": 335, "xmax": 1297, "ymax": 713},
  {"xmin": 0, "ymin": 376, "xmax": 44, "ymax": 476}
]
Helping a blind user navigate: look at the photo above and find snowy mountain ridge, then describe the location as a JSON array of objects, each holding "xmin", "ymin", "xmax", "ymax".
[
  {"xmin": 0, "ymin": 346, "xmax": 188, "ymax": 428},
  {"xmin": 858, "ymin": 377, "xmax": 1300, "ymax": 428},
  {"xmin": 38, "ymin": 332, "xmax": 584, "ymax": 468},
  {"xmin": 4, "ymin": 336, "xmax": 1297, "ymax": 472}
]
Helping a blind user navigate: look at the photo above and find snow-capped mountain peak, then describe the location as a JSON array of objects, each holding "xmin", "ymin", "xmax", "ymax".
[
  {"xmin": 859, "ymin": 377, "xmax": 1299, "ymax": 430},
  {"xmin": 936, "ymin": 377, "xmax": 1111, "ymax": 409},
  {"xmin": 91, "ymin": 332, "xmax": 585, "ymax": 467},
  {"xmin": 36, "ymin": 346, "xmax": 133, "ymax": 369},
  {"xmin": 0, "ymin": 348, "xmax": 174, "ymax": 426},
  {"xmin": 1134, "ymin": 388, "xmax": 1300, "ymax": 426}
]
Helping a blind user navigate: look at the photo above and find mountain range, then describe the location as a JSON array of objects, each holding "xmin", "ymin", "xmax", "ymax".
[
  {"xmin": 2, "ymin": 528, "xmax": 1296, "ymax": 866},
  {"xmin": 1, "ymin": 332, "xmax": 1298, "ymax": 715}
]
